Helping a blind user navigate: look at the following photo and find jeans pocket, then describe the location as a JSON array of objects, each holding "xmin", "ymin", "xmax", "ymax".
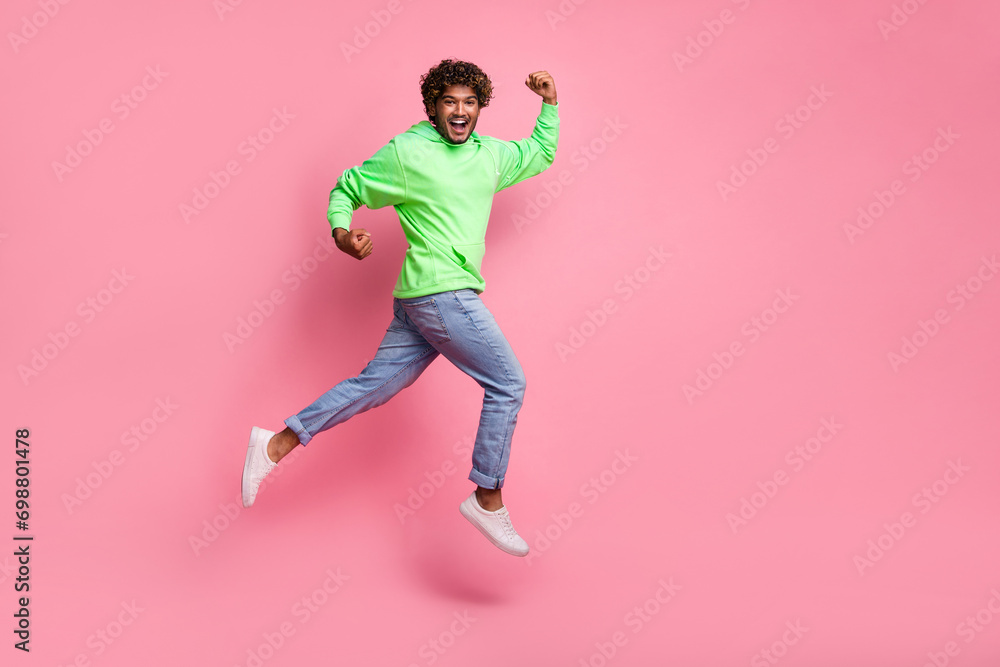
[{"xmin": 399, "ymin": 297, "xmax": 452, "ymax": 344}]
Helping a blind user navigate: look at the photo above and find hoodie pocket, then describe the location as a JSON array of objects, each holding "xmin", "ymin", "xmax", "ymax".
[{"xmin": 452, "ymin": 242, "xmax": 486, "ymax": 276}]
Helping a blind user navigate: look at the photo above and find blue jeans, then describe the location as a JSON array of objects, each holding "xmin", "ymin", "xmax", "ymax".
[{"xmin": 284, "ymin": 289, "xmax": 526, "ymax": 489}]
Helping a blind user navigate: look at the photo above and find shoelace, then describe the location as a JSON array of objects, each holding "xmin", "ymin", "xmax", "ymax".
[{"xmin": 495, "ymin": 509, "xmax": 516, "ymax": 540}]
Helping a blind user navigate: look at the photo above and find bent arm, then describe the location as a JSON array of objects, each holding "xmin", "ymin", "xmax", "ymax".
[{"xmin": 327, "ymin": 140, "xmax": 407, "ymax": 233}]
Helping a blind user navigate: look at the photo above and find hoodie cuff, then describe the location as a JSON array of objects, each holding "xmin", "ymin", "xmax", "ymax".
[{"xmin": 328, "ymin": 211, "xmax": 352, "ymax": 232}]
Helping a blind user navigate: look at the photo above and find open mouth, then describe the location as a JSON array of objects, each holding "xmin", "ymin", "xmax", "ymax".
[{"xmin": 448, "ymin": 118, "xmax": 469, "ymax": 134}]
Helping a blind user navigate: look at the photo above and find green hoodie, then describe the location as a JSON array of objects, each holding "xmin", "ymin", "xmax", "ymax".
[{"xmin": 327, "ymin": 102, "xmax": 560, "ymax": 298}]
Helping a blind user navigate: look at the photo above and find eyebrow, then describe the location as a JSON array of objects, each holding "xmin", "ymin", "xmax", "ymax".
[{"xmin": 441, "ymin": 95, "xmax": 478, "ymax": 101}]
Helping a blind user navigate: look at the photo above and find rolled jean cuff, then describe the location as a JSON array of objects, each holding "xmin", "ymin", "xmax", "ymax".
[
  {"xmin": 468, "ymin": 467, "xmax": 503, "ymax": 490},
  {"xmin": 284, "ymin": 415, "xmax": 313, "ymax": 446}
]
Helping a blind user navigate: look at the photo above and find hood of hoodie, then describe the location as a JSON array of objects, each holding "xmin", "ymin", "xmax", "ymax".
[{"xmin": 407, "ymin": 119, "xmax": 482, "ymax": 145}]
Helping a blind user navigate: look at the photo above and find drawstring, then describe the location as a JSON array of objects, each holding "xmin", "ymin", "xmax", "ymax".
[
  {"xmin": 482, "ymin": 141, "xmax": 501, "ymax": 177},
  {"xmin": 481, "ymin": 139, "xmax": 517, "ymax": 188}
]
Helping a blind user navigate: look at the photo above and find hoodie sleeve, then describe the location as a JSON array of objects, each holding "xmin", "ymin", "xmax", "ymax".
[
  {"xmin": 327, "ymin": 139, "xmax": 407, "ymax": 232},
  {"xmin": 493, "ymin": 102, "xmax": 560, "ymax": 192}
]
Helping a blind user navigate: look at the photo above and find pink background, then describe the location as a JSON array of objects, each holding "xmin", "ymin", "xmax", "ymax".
[{"xmin": 3, "ymin": 0, "xmax": 999, "ymax": 665}]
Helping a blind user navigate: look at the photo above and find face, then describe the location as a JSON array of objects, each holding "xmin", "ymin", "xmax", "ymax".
[{"xmin": 428, "ymin": 84, "xmax": 481, "ymax": 144}]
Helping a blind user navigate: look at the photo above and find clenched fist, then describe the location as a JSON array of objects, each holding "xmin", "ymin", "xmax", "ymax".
[
  {"xmin": 334, "ymin": 227, "xmax": 372, "ymax": 260},
  {"xmin": 525, "ymin": 71, "xmax": 557, "ymax": 106}
]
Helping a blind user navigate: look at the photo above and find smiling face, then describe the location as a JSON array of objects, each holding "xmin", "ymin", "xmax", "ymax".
[{"xmin": 428, "ymin": 84, "xmax": 481, "ymax": 144}]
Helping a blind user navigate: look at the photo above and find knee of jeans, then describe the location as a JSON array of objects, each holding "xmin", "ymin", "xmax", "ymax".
[{"xmin": 508, "ymin": 368, "xmax": 526, "ymax": 405}]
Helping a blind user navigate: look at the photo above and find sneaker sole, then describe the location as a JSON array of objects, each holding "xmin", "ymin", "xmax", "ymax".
[
  {"xmin": 242, "ymin": 426, "xmax": 267, "ymax": 508},
  {"xmin": 459, "ymin": 497, "xmax": 529, "ymax": 557}
]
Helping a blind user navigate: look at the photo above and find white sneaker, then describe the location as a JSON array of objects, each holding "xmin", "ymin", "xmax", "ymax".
[
  {"xmin": 242, "ymin": 427, "xmax": 277, "ymax": 507},
  {"xmin": 459, "ymin": 492, "xmax": 530, "ymax": 557}
]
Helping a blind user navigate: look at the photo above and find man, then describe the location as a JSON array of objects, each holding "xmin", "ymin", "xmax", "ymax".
[{"xmin": 241, "ymin": 59, "xmax": 559, "ymax": 557}]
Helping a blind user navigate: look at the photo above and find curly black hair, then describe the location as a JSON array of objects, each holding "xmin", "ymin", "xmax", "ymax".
[{"xmin": 419, "ymin": 59, "xmax": 493, "ymax": 123}]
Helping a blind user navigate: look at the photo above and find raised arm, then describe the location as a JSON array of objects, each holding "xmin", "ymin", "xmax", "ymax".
[{"xmin": 491, "ymin": 71, "xmax": 560, "ymax": 192}]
